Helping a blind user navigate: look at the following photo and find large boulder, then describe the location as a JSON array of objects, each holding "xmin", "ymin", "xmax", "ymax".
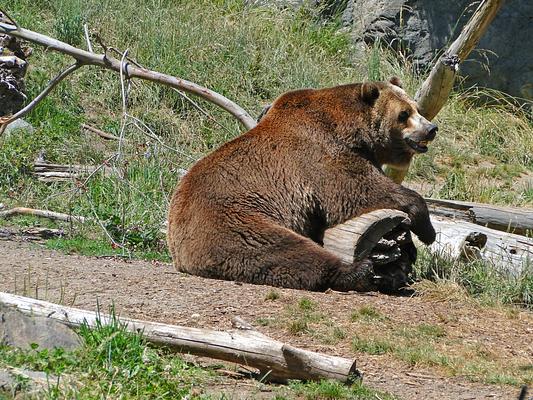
[{"xmin": 343, "ymin": 0, "xmax": 533, "ymax": 102}]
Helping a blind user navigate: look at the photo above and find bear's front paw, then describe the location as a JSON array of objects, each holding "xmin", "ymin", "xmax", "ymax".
[{"xmin": 416, "ymin": 223, "xmax": 436, "ymax": 245}]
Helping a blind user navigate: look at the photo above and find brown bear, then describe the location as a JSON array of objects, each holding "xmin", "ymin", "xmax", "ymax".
[{"xmin": 167, "ymin": 78, "xmax": 437, "ymax": 292}]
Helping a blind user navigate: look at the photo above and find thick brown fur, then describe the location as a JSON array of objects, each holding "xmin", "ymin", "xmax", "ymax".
[{"xmin": 167, "ymin": 79, "xmax": 437, "ymax": 292}]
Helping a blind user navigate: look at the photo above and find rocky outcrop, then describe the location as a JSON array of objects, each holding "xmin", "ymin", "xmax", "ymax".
[
  {"xmin": 246, "ymin": 0, "xmax": 532, "ymax": 103},
  {"xmin": 343, "ymin": 0, "xmax": 532, "ymax": 102}
]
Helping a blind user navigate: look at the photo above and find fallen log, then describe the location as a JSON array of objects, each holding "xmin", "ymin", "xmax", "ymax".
[
  {"xmin": 428, "ymin": 216, "xmax": 532, "ymax": 275},
  {"xmin": 324, "ymin": 209, "xmax": 416, "ymax": 292},
  {"xmin": 0, "ymin": 292, "xmax": 360, "ymax": 384},
  {"xmin": 324, "ymin": 209, "xmax": 531, "ymax": 278},
  {"xmin": 324, "ymin": 209, "xmax": 410, "ymax": 264},
  {"xmin": 426, "ymin": 198, "xmax": 533, "ymax": 236}
]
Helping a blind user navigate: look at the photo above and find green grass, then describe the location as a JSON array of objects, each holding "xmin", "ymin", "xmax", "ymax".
[
  {"xmin": 414, "ymin": 248, "xmax": 533, "ymax": 309},
  {"xmin": 1, "ymin": 0, "xmax": 532, "ymax": 308},
  {"xmin": 350, "ymin": 325, "xmax": 531, "ymax": 386},
  {"xmin": 350, "ymin": 306, "xmax": 387, "ymax": 322}
]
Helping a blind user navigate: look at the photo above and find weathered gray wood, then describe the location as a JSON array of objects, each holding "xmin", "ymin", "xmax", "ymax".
[
  {"xmin": 425, "ymin": 216, "xmax": 532, "ymax": 275},
  {"xmin": 33, "ymin": 160, "xmax": 113, "ymax": 181},
  {"xmin": 0, "ymin": 207, "xmax": 85, "ymax": 223},
  {"xmin": 415, "ymin": 0, "xmax": 504, "ymax": 120},
  {"xmin": 426, "ymin": 198, "xmax": 533, "ymax": 236},
  {"xmin": 323, "ymin": 209, "xmax": 410, "ymax": 264},
  {"xmin": 0, "ymin": 292, "xmax": 359, "ymax": 384}
]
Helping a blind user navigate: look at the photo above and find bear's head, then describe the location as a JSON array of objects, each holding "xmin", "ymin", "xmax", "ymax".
[{"xmin": 359, "ymin": 77, "xmax": 438, "ymax": 168}]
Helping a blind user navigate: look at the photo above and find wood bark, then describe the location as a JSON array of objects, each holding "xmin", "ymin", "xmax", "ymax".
[
  {"xmin": 425, "ymin": 198, "xmax": 533, "ymax": 236},
  {"xmin": 385, "ymin": 0, "xmax": 504, "ymax": 184},
  {"xmin": 33, "ymin": 160, "xmax": 113, "ymax": 181},
  {"xmin": 0, "ymin": 292, "xmax": 359, "ymax": 384}
]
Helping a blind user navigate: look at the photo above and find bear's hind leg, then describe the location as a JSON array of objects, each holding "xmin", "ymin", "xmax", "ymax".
[{"xmin": 216, "ymin": 218, "xmax": 378, "ymax": 292}]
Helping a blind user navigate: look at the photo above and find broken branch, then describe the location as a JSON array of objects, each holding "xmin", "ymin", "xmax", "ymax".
[
  {"xmin": 0, "ymin": 63, "xmax": 81, "ymax": 134},
  {"xmin": 0, "ymin": 207, "xmax": 85, "ymax": 224},
  {"xmin": 0, "ymin": 21, "xmax": 256, "ymax": 130}
]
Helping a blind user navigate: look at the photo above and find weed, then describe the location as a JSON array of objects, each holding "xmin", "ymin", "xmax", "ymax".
[
  {"xmin": 265, "ymin": 290, "xmax": 280, "ymax": 301},
  {"xmin": 288, "ymin": 318, "xmax": 309, "ymax": 335},
  {"xmin": 351, "ymin": 335, "xmax": 395, "ymax": 355},
  {"xmin": 298, "ymin": 297, "xmax": 316, "ymax": 311},
  {"xmin": 350, "ymin": 305, "xmax": 386, "ymax": 322},
  {"xmin": 288, "ymin": 379, "xmax": 397, "ymax": 400},
  {"xmin": 414, "ymin": 248, "xmax": 533, "ymax": 309}
]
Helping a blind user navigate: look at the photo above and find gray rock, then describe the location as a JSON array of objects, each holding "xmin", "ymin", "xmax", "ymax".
[
  {"xmin": 3, "ymin": 118, "xmax": 34, "ymax": 136},
  {"xmin": 0, "ymin": 304, "xmax": 81, "ymax": 351},
  {"xmin": 344, "ymin": 0, "xmax": 533, "ymax": 102}
]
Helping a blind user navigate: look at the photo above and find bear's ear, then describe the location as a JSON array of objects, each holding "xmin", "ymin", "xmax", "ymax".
[
  {"xmin": 389, "ymin": 76, "xmax": 403, "ymax": 88},
  {"xmin": 361, "ymin": 82, "xmax": 380, "ymax": 105}
]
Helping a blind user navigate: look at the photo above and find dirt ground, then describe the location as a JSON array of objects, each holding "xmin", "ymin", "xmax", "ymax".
[{"xmin": 0, "ymin": 238, "xmax": 531, "ymax": 400}]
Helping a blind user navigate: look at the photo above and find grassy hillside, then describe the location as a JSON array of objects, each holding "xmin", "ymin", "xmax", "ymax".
[{"xmin": 0, "ymin": 0, "xmax": 532, "ymax": 306}]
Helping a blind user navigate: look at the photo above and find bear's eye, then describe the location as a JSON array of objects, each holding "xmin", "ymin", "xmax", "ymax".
[{"xmin": 398, "ymin": 111, "xmax": 410, "ymax": 123}]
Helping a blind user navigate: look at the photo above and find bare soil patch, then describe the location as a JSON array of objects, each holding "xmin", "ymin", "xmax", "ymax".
[{"xmin": 0, "ymin": 239, "xmax": 531, "ymax": 399}]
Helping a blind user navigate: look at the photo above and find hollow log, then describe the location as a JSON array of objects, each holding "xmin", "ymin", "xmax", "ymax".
[
  {"xmin": 323, "ymin": 209, "xmax": 410, "ymax": 264},
  {"xmin": 0, "ymin": 292, "xmax": 359, "ymax": 384},
  {"xmin": 324, "ymin": 209, "xmax": 531, "ymax": 277}
]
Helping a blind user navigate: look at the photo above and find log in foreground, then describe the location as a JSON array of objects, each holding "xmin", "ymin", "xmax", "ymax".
[{"xmin": 0, "ymin": 292, "xmax": 359, "ymax": 384}]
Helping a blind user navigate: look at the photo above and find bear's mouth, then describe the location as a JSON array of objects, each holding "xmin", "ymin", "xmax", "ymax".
[{"xmin": 405, "ymin": 138, "xmax": 430, "ymax": 153}]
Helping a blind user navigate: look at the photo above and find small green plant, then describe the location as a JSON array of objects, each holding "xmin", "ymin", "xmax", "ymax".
[
  {"xmin": 416, "ymin": 323, "xmax": 446, "ymax": 338},
  {"xmin": 298, "ymin": 297, "xmax": 316, "ymax": 311},
  {"xmin": 265, "ymin": 290, "xmax": 280, "ymax": 300},
  {"xmin": 288, "ymin": 318, "xmax": 309, "ymax": 335},
  {"xmin": 351, "ymin": 335, "xmax": 395, "ymax": 355},
  {"xmin": 288, "ymin": 379, "xmax": 397, "ymax": 400},
  {"xmin": 350, "ymin": 305, "xmax": 385, "ymax": 322}
]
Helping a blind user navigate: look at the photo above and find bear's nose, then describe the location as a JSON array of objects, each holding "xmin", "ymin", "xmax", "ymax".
[{"xmin": 427, "ymin": 124, "xmax": 438, "ymax": 140}]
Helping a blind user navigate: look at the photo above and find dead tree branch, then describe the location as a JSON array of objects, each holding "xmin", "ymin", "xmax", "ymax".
[
  {"xmin": 0, "ymin": 292, "xmax": 360, "ymax": 384},
  {"xmin": 385, "ymin": 0, "xmax": 504, "ymax": 184},
  {"xmin": 81, "ymin": 123, "xmax": 121, "ymax": 141},
  {"xmin": 0, "ymin": 20, "xmax": 256, "ymax": 131},
  {"xmin": 0, "ymin": 207, "xmax": 85, "ymax": 223}
]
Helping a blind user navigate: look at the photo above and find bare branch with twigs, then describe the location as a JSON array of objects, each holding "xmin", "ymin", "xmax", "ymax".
[{"xmin": 0, "ymin": 19, "xmax": 257, "ymax": 132}]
